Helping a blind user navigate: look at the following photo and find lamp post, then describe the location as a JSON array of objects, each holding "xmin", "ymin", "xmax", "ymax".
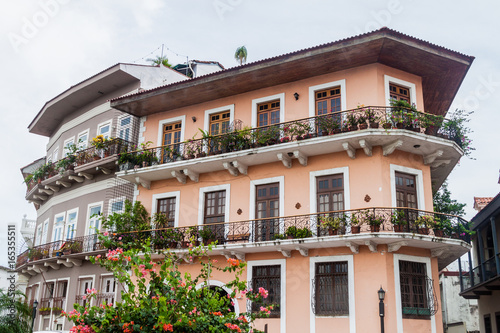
[
  {"xmin": 31, "ymin": 299, "xmax": 38, "ymax": 333},
  {"xmin": 378, "ymin": 287, "xmax": 386, "ymax": 333}
]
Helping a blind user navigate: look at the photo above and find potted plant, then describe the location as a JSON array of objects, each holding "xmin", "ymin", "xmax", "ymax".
[
  {"xmin": 199, "ymin": 226, "xmax": 217, "ymax": 245},
  {"xmin": 432, "ymin": 217, "xmax": 452, "ymax": 238},
  {"xmin": 346, "ymin": 113, "xmax": 358, "ymax": 131},
  {"xmin": 350, "ymin": 213, "xmax": 361, "ymax": 234},
  {"xmin": 365, "ymin": 108, "xmax": 380, "ymax": 128},
  {"xmin": 52, "ymin": 306, "xmax": 63, "ymax": 315},
  {"xmin": 319, "ymin": 215, "xmax": 346, "ymax": 235},
  {"xmin": 357, "ymin": 114, "xmax": 368, "ymax": 130},
  {"xmin": 70, "ymin": 241, "xmax": 82, "ymax": 254},
  {"xmin": 391, "ymin": 210, "xmax": 407, "ymax": 232},
  {"xmin": 272, "ymin": 234, "xmax": 287, "ymax": 240},
  {"xmin": 186, "ymin": 226, "xmax": 200, "ymax": 247},
  {"xmin": 165, "ymin": 229, "xmax": 183, "ymax": 248},
  {"xmin": 285, "ymin": 226, "xmax": 312, "ymax": 239},
  {"xmin": 415, "ymin": 215, "xmax": 434, "ymax": 235},
  {"xmin": 364, "ymin": 211, "xmax": 384, "ymax": 232},
  {"xmin": 39, "ymin": 307, "xmax": 51, "ymax": 315}
]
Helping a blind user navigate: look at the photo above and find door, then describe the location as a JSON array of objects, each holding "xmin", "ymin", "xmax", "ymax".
[{"xmin": 254, "ymin": 183, "xmax": 280, "ymax": 241}]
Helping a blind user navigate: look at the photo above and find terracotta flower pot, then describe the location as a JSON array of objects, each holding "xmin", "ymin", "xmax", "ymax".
[
  {"xmin": 328, "ymin": 229, "xmax": 338, "ymax": 236},
  {"xmin": 370, "ymin": 225, "xmax": 380, "ymax": 232},
  {"xmin": 393, "ymin": 225, "xmax": 404, "ymax": 232},
  {"xmin": 417, "ymin": 228, "xmax": 429, "ymax": 235},
  {"xmin": 433, "ymin": 230, "xmax": 444, "ymax": 237},
  {"xmin": 351, "ymin": 226, "xmax": 361, "ymax": 234}
]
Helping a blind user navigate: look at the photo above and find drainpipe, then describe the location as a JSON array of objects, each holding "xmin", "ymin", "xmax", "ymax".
[{"xmin": 441, "ymin": 275, "xmax": 448, "ymax": 332}]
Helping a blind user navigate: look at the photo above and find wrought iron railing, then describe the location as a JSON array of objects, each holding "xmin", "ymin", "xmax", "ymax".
[
  {"xmin": 24, "ymin": 138, "xmax": 134, "ymax": 195},
  {"xmin": 17, "ymin": 207, "xmax": 470, "ymax": 268},
  {"xmin": 105, "ymin": 207, "xmax": 470, "ymax": 251},
  {"xmin": 96, "ymin": 293, "xmax": 115, "ymax": 306},
  {"xmin": 460, "ymin": 253, "xmax": 500, "ymax": 292},
  {"xmin": 117, "ymin": 106, "xmax": 460, "ymax": 170}
]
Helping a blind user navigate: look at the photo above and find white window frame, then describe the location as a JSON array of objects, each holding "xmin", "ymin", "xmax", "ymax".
[
  {"xmin": 52, "ymin": 213, "xmax": 65, "ymax": 242},
  {"xmin": 100, "ymin": 273, "xmax": 118, "ymax": 306},
  {"xmin": 309, "ymin": 167, "xmax": 351, "ymax": 214},
  {"xmin": 108, "ymin": 196, "xmax": 126, "ymax": 216},
  {"xmin": 308, "ymin": 80, "xmax": 347, "ymax": 118},
  {"xmin": 63, "ymin": 137, "xmax": 75, "ymax": 158},
  {"xmin": 251, "ymin": 94, "xmax": 284, "ymax": 128},
  {"xmin": 86, "ymin": 202, "xmax": 103, "ymax": 236},
  {"xmin": 77, "ymin": 275, "xmax": 96, "ymax": 306},
  {"xmin": 97, "ymin": 119, "xmax": 112, "ymax": 139},
  {"xmin": 42, "ymin": 219, "xmax": 49, "ymax": 244},
  {"xmin": 390, "ymin": 164, "xmax": 425, "ymax": 210},
  {"xmin": 393, "ymin": 254, "xmax": 436, "ymax": 333},
  {"xmin": 55, "ymin": 277, "xmax": 71, "ymax": 316},
  {"xmin": 247, "ymin": 259, "xmax": 286, "ymax": 333},
  {"xmin": 152, "ymin": 191, "xmax": 181, "ymax": 227},
  {"xmin": 249, "ymin": 176, "xmax": 285, "ymax": 220},
  {"xmin": 52, "ymin": 147, "xmax": 59, "ymax": 162},
  {"xmin": 35, "ymin": 224, "xmax": 42, "ymax": 246},
  {"xmin": 65, "ymin": 208, "xmax": 78, "ymax": 240},
  {"xmin": 77, "ymin": 129, "xmax": 90, "ymax": 150},
  {"xmin": 203, "ymin": 104, "xmax": 235, "ymax": 134},
  {"xmin": 309, "ymin": 255, "xmax": 355, "ymax": 333},
  {"xmin": 117, "ymin": 115, "xmax": 133, "ymax": 142},
  {"xmin": 198, "ymin": 184, "xmax": 231, "ymax": 226},
  {"xmin": 157, "ymin": 115, "xmax": 186, "ymax": 147},
  {"xmin": 384, "ymin": 75, "xmax": 417, "ymax": 107}
]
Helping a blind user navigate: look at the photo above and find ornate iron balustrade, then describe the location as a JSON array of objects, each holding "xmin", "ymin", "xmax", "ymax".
[
  {"xmin": 24, "ymin": 138, "xmax": 134, "ymax": 195},
  {"xmin": 105, "ymin": 207, "xmax": 471, "ymax": 251},
  {"xmin": 96, "ymin": 293, "xmax": 115, "ymax": 306},
  {"xmin": 17, "ymin": 207, "xmax": 470, "ymax": 269},
  {"xmin": 117, "ymin": 106, "xmax": 460, "ymax": 170}
]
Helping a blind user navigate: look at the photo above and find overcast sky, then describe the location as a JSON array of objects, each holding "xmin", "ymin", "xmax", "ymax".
[{"xmin": 1, "ymin": 1, "xmax": 499, "ymax": 263}]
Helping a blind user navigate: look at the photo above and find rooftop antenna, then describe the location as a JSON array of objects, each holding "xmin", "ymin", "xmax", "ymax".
[{"xmin": 161, "ymin": 44, "xmax": 164, "ymax": 59}]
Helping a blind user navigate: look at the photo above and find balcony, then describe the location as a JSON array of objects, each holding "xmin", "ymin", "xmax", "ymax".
[
  {"xmin": 459, "ymin": 252, "xmax": 500, "ymax": 299},
  {"xmin": 16, "ymin": 234, "xmax": 106, "ymax": 273},
  {"xmin": 115, "ymin": 106, "xmax": 465, "ymax": 191},
  {"xmin": 25, "ymin": 138, "xmax": 134, "ymax": 205}
]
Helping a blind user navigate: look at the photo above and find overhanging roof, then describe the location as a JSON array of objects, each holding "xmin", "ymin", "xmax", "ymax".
[
  {"xmin": 471, "ymin": 192, "xmax": 500, "ymax": 230},
  {"xmin": 111, "ymin": 27, "xmax": 474, "ymax": 117},
  {"xmin": 28, "ymin": 63, "xmax": 149, "ymax": 137}
]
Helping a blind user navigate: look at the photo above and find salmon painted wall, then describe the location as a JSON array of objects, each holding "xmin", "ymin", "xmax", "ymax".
[
  {"xmin": 136, "ymin": 148, "xmax": 433, "ymax": 225},
  {"xmin": 140, "ymin": 63, "xmax": 424, "ymax": 148},
  {"xmin": 144, "ymin": 246, "xmax": 441, "ymax": 333}
]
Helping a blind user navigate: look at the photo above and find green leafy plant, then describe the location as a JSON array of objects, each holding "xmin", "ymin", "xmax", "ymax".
[
  {"xmin": 415, "ymin": 215, "xmax": 435, "ymax": 229},
  {"xmin": 285, "ymin": 226, "xmax": 312, "ymax": 239},
  {"xmin": 391, "ymin": 210, "xmax": 407, "ymax": 226},
  {"xmin": 319, "ymin": 215, "xmax": 346, "ymax": 230},
  {"xmin": 441, "ymin": 109, "xmax": 474, "ymax": 158},
  {"xmin": 363, "ymin": 211, "xmax": 384, "ymax": 226}
]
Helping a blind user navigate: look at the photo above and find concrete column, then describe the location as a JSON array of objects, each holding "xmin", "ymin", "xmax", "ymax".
[
  {"xmin": 491, "ymin": 217, "xmax": 500, "ymax": 275},
  {"xmin": 468, "ymin": 250, "xmax": 474, "ymax": 287},
  {"xmin": 457, "ymin": 258, "xmax": 464, "ymax": 291}
]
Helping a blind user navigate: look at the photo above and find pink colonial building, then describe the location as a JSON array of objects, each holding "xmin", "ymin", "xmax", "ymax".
[{"xmin": 107, "ymin": 28, "xmax": 475, "ymax": 333}]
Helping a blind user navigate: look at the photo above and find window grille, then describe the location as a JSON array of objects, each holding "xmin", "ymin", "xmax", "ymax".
[
  {"xmin": 311, "ymin": 261, "xmax": 349, "ymax": 316},
  {"xmin": 399, "ymin": 260, "xmax": 438, "ymax": 318}
]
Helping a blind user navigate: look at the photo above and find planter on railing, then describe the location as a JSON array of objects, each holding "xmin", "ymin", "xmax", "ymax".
[
  {"xmin": 102, "ymin": 207, "xmax": 471, "ymax": 252},
  {"xmin": 117, "ymin": 106, "xmax": 464, "ymax": 171}
]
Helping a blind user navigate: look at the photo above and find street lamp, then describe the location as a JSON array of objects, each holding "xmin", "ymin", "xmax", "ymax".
[
  {"xmin": 31, "ymin": 299, "xmax": 38, "ymax": 333},
  {"xmin": 378, "ymin": 287, "xmax": 385, "ymax": 333}
]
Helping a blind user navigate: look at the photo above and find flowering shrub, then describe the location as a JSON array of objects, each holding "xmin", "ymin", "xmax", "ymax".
[
  {"xmin": 64, "ymin": 208, "xmax": 274, "ymax": 332},
  {"xmin": 91, "ymin": 135, "xmax": 110, "ymax": 149}
]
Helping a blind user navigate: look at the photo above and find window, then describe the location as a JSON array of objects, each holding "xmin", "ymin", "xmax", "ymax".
[
  {"xmin": 118, "ymin": 116, "xmax": 132, "ymax": 142},
  {"xmin": 484, "ymin": 314, "xmax": 492, "ymax": 333},
  {"xmin": 162, "ymin": 122, "xmax": 182, "ymax": 161},
  {"xmin": 52, "ymin": 147, "xmax": 59, "ymax": 162},
  {"xmin": 66, "ymin": 210, "xmax": 77, "ymax": 240},
  {"xmin": 209, "ymin": 111, "xmax": 231, "ymax": 135},
  {"xmin": 78, "ymin": 131, "xmax": 89, "ymax": 150},
  {"xmin": 389, "ymin": 83, "xmax": 410, "ymax": 103},
  {"xmin": 157, "ymin": 197, "xmax": 176, "ymax": 228},
  {"xmin": 56, "ymin": 280, "xmax": 68, "ymax": 298},
  {"xmin": 313, "ymin": 261, "xmax": 349, "ymax": 316},
  {"xmin": 399, "ymin": 260, "xmax": 431, "ymax": 318},
  {"xmin": 77, "ymin": 278, "xmax": 93, "ymax": 307},
  {"xmin": 315, "ymin": 87, "xmax": 341, "ymax": 116},
  {"xmin": 100, "ymin": 276, "xmax": 116, "ymax": 305},
  {"xmin": 251, "ymin": 265, "xmax": 281, "ymax": 317},
  {"xmin": 63, "ymin": 138, "xmax": 75, "ymax": 157},
  {"xmin": 44, "ymin": 282, "xmax": 55, "ymax": 298},
  {"xmin": 98, "ymin": 121, "xmax": 112, "ymax": 139},
  {"xmin": 109, "ymin": 197, "xmax": 125, "ymax": 215},
  {"xmin": 395, "ymin": 172, "xmax": 417, "ymax": 209},
  {"xmin": 254, "ymin": 183, "xmax": 279, "ymax": 241},
  {"xmin": 204, "ymin": 191, "xmax": 226, "ymax": 224},
  {"xmin": 317, "ymin": 174, "xmax": 344, "ymax": 213},
  {"xmin": 87, "ymin": 204, "xmax": 102, "ymax": 235},
  {"xmin": 42, "ymin": 220, "xmax": 49, "ymax": 244},
  {"xmin": 35, "ymin": 224, "xmax": 42, "ymax": 246},
  {"xmin": 53, "ymin": 214, "xmax": 64, "ymax": 242},
  {"xmin": 257, "ymin": 100, "xmax": 280, "ymax": 127}
]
